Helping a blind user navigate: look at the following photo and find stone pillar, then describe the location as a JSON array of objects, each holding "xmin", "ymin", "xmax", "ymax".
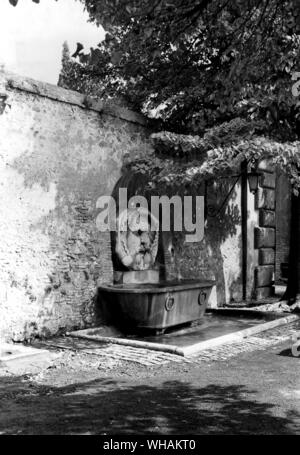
[
  {"xmin": 275, "ymin": 170, "xmax": 291, "ymax": 282},
  {"xmin": 253, "ymin": 160, "xmax": 276, "ymax": 299}
]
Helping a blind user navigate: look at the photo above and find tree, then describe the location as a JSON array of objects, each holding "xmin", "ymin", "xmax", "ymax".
[
  {"xmin": 58, "ymin": 41, "xmax": 75, "ymax": 90},
  {"xmin": 57, "ymin": 41, "xmax": 110, "ymax": 97},
  {"xmin": 10, "ymin": 1, "xmax": 300, "ymax": 139},
  {"xmin": 56, "ymin": 1, "xmax": 300, "ymax": 192},
  {"xmin": 71, "ymin": 1, "xmax": 299, "ymax": 136},
  {"xmin": 54, "ymin": 1, "xmax": 299, "ymax": 183}
]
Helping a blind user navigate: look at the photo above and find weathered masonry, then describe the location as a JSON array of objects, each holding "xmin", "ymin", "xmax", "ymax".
[{"xmin": 0, "ymin": 70, "xmax": 152, "ymax": 341}]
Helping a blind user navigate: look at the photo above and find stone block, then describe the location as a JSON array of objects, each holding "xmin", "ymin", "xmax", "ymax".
[
  {"xmin": 255, "ymin": 286, "xmax": 275, "ymax": 300},
  {"xmin": 0, "ymin": 343, "xmax": 55, "ymax": 375},
  {"xmin": 259, "ymin": 210, "xmax": 275, "ymax": 227},
  {"xmin": 254, "ymin": 227, "xmax": 275, "ymax": 248},
  {"xmin": 255, "ymin": 265, "xmax": 274, "ymax": 287},
  {"xmin": 259, "ymin": 248, "xmax": 275, "ymax": 265},
  {"xmin": 255, "ymin": 188, "xmax": 275, "ymax": 210},
  {"xmin": 259, "ymin": 172, "xmax": 276, "ymax": 189},
  {"xmin": 114, "ymin": 270, "xmax": 160, "ymax": 284}
]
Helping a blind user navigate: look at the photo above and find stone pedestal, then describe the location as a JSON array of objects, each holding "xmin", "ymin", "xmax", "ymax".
[{"xmin": 114, "ymin": 270, "xmax": 160, "ymax": 284}]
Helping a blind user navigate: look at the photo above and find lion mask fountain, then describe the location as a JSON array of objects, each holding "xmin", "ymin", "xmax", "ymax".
[{"xmin": 115, "ymin": 207, "xmax": 159, "ymax": 272}]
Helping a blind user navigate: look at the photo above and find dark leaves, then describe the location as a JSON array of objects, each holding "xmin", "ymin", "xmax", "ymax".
[{"xmin": 71, "ymin": 43, "xmax": 84, "ymax": 59}]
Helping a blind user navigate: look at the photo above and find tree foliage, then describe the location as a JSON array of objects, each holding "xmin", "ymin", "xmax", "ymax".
[
  {"xmin": 11, "ymin": 0, "xmax": 300, "ymax": 137},
  {"xmin": 71, "ymin": 0, "xmax": 300, "ymax": 139},
  {"xmin": 123, "ymin": 118, "xmax": 300, "ymax": 193},
  {"xmin": 63, "ymin": 0, "xmax": 300, "ymax": 189},
  {"xmin": 10, "ymin": 0, "xmax": 300, "ymax": 187},
  {"xmin": 58, "ymin": 41, "xmax": 110, "ymax": 97}
]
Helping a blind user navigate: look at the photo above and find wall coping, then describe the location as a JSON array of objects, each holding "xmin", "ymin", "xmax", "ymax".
[{"xmin": 0, "ymin": 69, "xmax": 148, "ymax": 127}]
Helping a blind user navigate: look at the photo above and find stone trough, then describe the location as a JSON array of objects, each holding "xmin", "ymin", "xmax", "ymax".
[{"xmin": 98, "ymin": 279, "xmax": 215, "ymax": 334}]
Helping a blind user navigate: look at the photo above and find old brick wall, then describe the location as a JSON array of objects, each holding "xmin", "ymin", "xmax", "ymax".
[{"xmin": 0, "ymin": 71, "xmax": 152, "ymax": 341}]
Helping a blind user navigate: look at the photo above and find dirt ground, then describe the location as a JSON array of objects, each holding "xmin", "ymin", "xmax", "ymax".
[{"xmin": 0, "ymin": 321, "xmax": 299, "ymax": 435}]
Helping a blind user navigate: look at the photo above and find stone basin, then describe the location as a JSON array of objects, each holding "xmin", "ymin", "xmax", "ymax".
[{"xmin": 98, "ymin": 279, "xmax": 215, "ymax": 333}]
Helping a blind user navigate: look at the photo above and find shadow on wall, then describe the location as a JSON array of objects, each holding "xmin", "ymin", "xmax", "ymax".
[
  {"xmin": 170, "ymin": 179, "xmax": 242, "ymax": 306},
  {"xmin": 0, "ymin": 376, "xmax": 298, "ymax": 435},
  {"xmin": 106, "ymin": 172, "xmax": 242, "ymax": 308}
]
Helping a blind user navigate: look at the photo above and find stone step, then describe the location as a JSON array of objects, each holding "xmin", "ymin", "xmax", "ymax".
[{"xmin": 0, "ymin": 343, "xmax": 55, "ymax": 375}]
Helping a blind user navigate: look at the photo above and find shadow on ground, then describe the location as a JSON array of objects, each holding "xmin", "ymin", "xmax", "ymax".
[{"xmin": 0, "ymin": 375, "xmax": 299, "ymax": 435}]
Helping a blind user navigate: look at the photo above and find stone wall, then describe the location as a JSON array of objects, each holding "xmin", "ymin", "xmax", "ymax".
[
  {"xmin": 253, "ymin": 160, "xmax": 276, "ymax": 299},
  {"xmin": 0, "ymin": 70, "xmax": 152, "ymax": 341}
]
